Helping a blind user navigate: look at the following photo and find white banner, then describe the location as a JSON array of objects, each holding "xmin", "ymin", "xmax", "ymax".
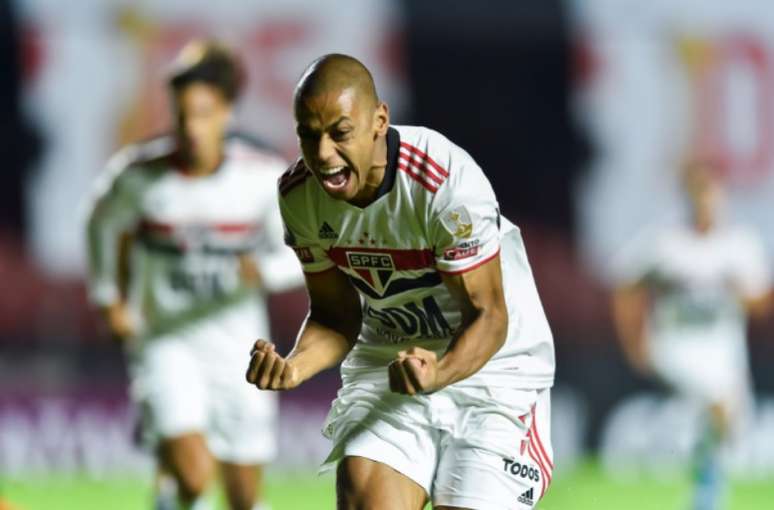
[
  {"xmin": 17, "ymin": 0, "xmax": 408, "ymax": 276},
  {"xmin": 572, "ymin": 0, "xmax": 774, "ymax": 278}
]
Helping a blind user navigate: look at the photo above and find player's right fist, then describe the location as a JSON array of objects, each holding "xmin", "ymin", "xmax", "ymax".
[{"xmin": 246, "ymin": 340, "xmax": 300, "ymax": 391}]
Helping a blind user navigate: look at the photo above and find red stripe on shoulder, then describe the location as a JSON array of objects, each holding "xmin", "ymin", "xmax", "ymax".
[
  {"xmin": 279, "ymin": 159, "xmax": 312, "ymax": 196},
  {"xmin": 399, "ymin": 141, "xmax": 450, "ymax": 177},
  {"xmin": 398, "ymin": 162, "xmax": 439, "ymax": 193}
]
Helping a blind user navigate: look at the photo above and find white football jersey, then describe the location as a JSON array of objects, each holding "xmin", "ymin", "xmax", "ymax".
[
  {"xmin": 86, "ymin": 133, "xmax": 303, "ymax": 339},
  {"xmin": 613, "ymin": 223, "xmax": 771, "ymax": 347},
  {"xmin": 280, "ymin": 125, "xmax": 555, "ymax": 389}
]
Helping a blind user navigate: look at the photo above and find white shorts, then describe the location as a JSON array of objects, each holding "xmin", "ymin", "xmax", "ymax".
[
  {"xmin": 649, "ymin": 337, "xmax": 751, "ymax": 414},
  {"xmin": 321, "ymin": 373, "xmax": 553, "ymax": 509},
  {"xmin": 129, "ymin": 300, "xmax": 277, "ymax": 464}
]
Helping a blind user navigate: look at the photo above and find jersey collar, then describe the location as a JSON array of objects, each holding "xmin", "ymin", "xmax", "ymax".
[{"xmin": 372, "ymin": 126, "xmax": 400, "ymax": 201}]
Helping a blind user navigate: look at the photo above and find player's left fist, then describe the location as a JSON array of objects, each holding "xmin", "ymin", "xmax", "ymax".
[{"xmin": 388, "ymin": 346, "xmax": 440, "ymax": 396}]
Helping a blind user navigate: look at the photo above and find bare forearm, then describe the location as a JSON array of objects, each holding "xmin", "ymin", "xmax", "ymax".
[
  {"xmin": 611, "ymin": 288, "xmax": 649, "ymax": 368},
  {"xmin": 286, "ymin": 317, "xmax": 357, "ymax": 384},
  {"xmin": 436, "ymin": 308, "xmax": 508, "ymax": 387}
]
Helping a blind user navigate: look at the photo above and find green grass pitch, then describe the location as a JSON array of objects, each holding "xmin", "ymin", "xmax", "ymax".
[{"xmin": 3, "ymin": 461, "xmax": 772, "ymax": 509}]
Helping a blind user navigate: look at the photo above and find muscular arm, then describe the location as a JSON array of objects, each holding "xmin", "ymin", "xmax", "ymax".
[
  {"xmin": 436, "ymin": 254, "xmax": 509, "ymax": 386},
  {"xmin": 99, "ymin": 231, "xmax": 136, "ymax": 339},
  {"xmin": 389, "ymin": 255, "xmax": 508, "ymax": 394},
  {"xmin": 286, "ymin": 268, "xmax": 362, "ymax": 382},
  {"xmin": 247, "ymin": 267, "xmax": 362, "ymax": 390},
  {"xmin": 611, "ymin": 282, "xmax": 651, "ymax": 374},
  {"xmin": 86, "ymin": 164, "xmax": 140, "ymax": 339}
]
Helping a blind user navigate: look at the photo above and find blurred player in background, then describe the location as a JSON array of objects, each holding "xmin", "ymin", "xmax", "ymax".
[
  {"xmin": 611, "ymin": 161, "xmax": 772, "ymax": 510},
  {"xmin": 86, "ymin": 40, "xmax": 302, "ymax": 510},
  {"xmin": 246, "ymin": 54, "xmax": 555, "ymax": 509}
]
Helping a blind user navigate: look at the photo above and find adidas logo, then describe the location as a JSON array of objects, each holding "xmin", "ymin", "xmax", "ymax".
[
  {"xmin": 318, "ymin": 222, "xmax": 338, "ymax": 239},
  {"xmin": 518, "ymin": 487, "xmax": 534, "ymax": 506}
]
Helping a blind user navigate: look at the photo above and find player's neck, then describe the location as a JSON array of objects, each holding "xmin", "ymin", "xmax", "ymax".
[
  {"xmin": 348, "ymin": 134, "xmax": 389, "ymax": 208},
  {"xmin": 188, "ymin": 147, "xmax": 224, "ymax": 176},
  {"xmin": 691, "ymin": 217, "xmax": 715, "ymax": 235}
]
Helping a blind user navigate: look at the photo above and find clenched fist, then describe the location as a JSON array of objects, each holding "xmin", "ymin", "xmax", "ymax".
[
  {"xmin": 102, "ymin": 301, "xmax": 135, "ymax": 341},
  {"xmin": 388, "ymin": 346, "xmax": 441, "ymax": 395},
  {"xmin": 246, "ymin": 340, "xmax": 300, "ymax": 390}
]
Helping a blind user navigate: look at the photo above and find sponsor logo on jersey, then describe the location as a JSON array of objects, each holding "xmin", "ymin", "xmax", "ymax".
[
  {"xmin": 441, "ymin": 206, "xmax": 473, "ymax": 239},
  {"xmin": 293, "ymin": 247, "xmax": 314, "ymax": 263},
  {"xmin": 443, "ymin": 239, "xmax": 481, "ymax": 260},
  {"xmin": 518, "ymin": 488, "xmax": 535, "ymax": 506},
  {"xmin": 318, "ymin": 222, "xmax": 339, "ymax": 240},
  {"xmin": 364, "ymin": 296, "xmax": 454, "ymax": 340},
  {"xmin": 347, "ymin": 252, "xmax": 396, "ymax": 295},
  {"xmin": 503, "ymin": 458, "xmax": 541, "ymax": 482}
]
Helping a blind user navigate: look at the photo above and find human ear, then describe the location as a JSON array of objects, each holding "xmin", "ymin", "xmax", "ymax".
[{"xmin": 373, "ymin": 101, "xmax": 390, "ymax": 136}]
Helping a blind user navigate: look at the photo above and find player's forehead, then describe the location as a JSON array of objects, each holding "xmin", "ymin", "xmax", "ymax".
[
  {"xmin": 175, "ymin": 82, "xmax": 229, "ymax": 107},
  {"xmin": 294, "ymin": 87, "xmax": 361, "ymax": 130}
]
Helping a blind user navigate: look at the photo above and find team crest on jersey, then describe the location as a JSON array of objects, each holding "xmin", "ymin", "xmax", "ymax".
[
  {"xmin": 441, "ymin": 206, "xmax": 473, "ymax": 239},
  {"xmin": 346, "ymin": 251, "xmax": 396, "ymax": 295}
]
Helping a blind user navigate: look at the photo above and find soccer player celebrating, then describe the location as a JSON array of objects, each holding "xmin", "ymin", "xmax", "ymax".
[
  {"xmin": 86, "ymin": 40, "xmax": 302, "ymax": 510},
  {"xmin": 611, "ymin": 161, "xmax": 772, "ymax": 510},
  {"xmin": 246, "ymin": 54, "xmax": 556, "ymax": 509}
]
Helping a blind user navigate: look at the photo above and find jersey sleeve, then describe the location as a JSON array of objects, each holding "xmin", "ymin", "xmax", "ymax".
[
  {"xmin": 609, "ymin": 227, "xmax": 660, "ymax": 287},
  {"xmin": 430, "ymin": 160, "xmax": 502, "ymax": 274},
  {"xmin": 251, "ymin": 170, "xmax": 306, "ymax": 292},
  {"xmin": 278, "ymin": 188, "xmax": 336, "ymax": 275},
  {"xmin": 84, "ymin": 150, "xmax": 143, "ymax": 306},
  {"xmin": 732, "ymin": 228, "xmax": 772, "ymax": 300}
]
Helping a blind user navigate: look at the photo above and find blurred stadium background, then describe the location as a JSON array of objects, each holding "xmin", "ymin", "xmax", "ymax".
[{"xmin": 2, "ymin": 0, "xmax": 774, "ymax": 508}]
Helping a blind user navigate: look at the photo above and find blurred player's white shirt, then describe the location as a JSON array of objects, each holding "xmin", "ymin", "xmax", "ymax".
[
  {"xmin": 614, "ymin": 221, "xmax": 771, "ymax": 406},
  {"xmin": 614, "ymin": 223, "xmax": 771, "ymax": 348},
  {"xmin": 280, "ymin": 125, "xmax": 555, "ymax": 390},
  {"xmin": 86, "ymin": 133, "xmax": 303, "ymax": 340}
]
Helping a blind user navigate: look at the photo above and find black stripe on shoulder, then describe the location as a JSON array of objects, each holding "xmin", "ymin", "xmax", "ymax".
[{"xmin": 278, "ymin": 158, "xmax": 312, "ymax": 196}]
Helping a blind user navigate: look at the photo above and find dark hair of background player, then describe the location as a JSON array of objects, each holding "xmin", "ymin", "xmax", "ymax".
[{"xmin": 167, "ymin": 40, "xmax": 244, "ymax": 103}]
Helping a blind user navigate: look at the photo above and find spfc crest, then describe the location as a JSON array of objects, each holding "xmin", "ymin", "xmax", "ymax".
[{"xmin": 347, "ymin": 251, "xmax": 396, "ymax": 295}]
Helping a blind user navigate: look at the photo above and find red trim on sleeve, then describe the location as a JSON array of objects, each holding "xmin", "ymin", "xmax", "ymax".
[{"xmin": 436, "ymin": 248, "xmax": 500, "ymax": 275}]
